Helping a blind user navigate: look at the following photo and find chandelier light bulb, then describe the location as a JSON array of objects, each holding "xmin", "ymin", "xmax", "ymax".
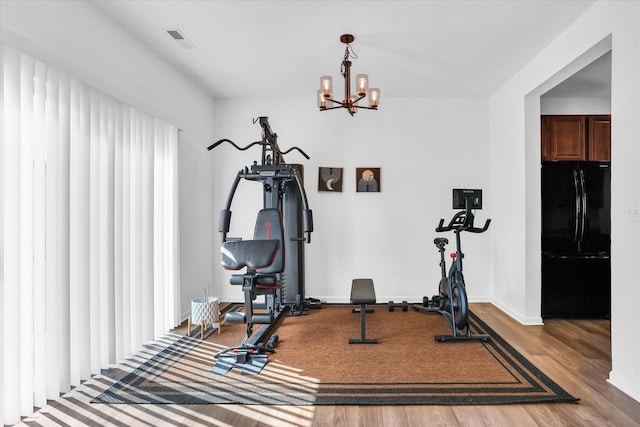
[
  {"xmin": 369, "ymin": 88, "xmax": 380, "ymax": 108},
  {"xmin": 349, "ymin": 96, "xmax": 358, "ymax": 114},
  {"xmin": 320, "ymin": 76, "xmax": 333, "ymax": 98},
  {"xmin": 317, "ymin": 89, "xmax": 327, "ymax": 109},
  {"xmin": 356, "ymin": 74, "xmax": 368, "ymax": 96}
]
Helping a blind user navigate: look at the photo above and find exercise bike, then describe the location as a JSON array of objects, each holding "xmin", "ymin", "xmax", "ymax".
[{"xmin": 414, "ymin": 190, "xmax": 491, "ymax": 342}]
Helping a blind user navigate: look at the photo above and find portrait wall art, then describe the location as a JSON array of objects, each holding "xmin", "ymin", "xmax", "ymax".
[{"xmin": 356, "ymin": 167, "xmax": 381, "ymax": 192}]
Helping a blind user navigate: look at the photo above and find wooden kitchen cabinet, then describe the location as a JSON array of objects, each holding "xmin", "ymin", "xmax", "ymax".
[
  {"xmin": 587, "ymin": 115, "xmax": 611, "ymax": 161},
  {"xmin": 541, "ymin": 115, "xmax": 611, "ymax": 161}
]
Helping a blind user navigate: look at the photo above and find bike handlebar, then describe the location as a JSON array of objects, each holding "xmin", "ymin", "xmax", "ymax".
[
  {"xmin": 436, "ymin": 211, "xmax": 491, "ymax": 233},
  {"xmin": 206, "ymin": 138, "xmax": 310, "ymax": 160},
  {"xmin": 467, "ymin": 218, "xmax": 491, "ymax": 233}
]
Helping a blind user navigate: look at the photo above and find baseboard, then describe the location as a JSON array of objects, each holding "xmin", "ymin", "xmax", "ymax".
[
  {"xmin": 608, "ymin": 371, "xmax": 640, "ymax": 403},
  {"xmin": 491, "ymin": 300, "xmax": 543, "ymax": 325}
]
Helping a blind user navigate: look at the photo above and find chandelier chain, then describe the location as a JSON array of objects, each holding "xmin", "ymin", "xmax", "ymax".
[{"xmin": 340, "ymin": 45, "xmax": 358, "ymax": 76}]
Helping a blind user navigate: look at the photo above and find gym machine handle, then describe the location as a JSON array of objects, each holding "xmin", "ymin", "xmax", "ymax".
[
  {"xmin": 303, "ymin": 209, "xmax": 313, "ymax": 243},
  {"xmin": 292, "ymin": 167, "xmax": 314, "ymax": 243}
]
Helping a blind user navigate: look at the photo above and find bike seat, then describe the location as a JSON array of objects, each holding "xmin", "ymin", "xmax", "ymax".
[{"xmin": 434, "ymin": 237, "xmax": 448, "ymax": 248}]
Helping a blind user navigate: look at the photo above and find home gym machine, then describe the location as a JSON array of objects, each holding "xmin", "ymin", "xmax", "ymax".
[
  {"xmin": 207, "ymin": 117, "xmax": 314, "ymax": 374},
  {"xmin": 414, "ymin": 189, "xmax": 491, "ymax": 342}
]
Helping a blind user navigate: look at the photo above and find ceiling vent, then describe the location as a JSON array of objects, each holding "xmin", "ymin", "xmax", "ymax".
[{"xmin": 166, "ymin": 29, "xmax": 196, "ymax": 49}]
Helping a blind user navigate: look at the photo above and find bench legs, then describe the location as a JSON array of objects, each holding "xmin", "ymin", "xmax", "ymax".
[{"xmin": 349, "ymin": 303, "xmax": 378, "ymax": 344}]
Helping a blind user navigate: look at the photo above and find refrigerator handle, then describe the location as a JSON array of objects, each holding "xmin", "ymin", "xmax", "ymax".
[
  {"xmin": 579, "ymin": 169, "xmax": 586, "ymax": 244},
  {"xmin": 572, "ymin": 170, "xmax": 580, "ymax": 242}
]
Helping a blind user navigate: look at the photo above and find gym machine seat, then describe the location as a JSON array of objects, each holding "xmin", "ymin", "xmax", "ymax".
[
  {"xmin": 349, "ymin": 278, "xmax": 378, "ymax": 344},
  {"xmin": 221, "ymin": 208, "xmax": 285, "ymax": 329}
]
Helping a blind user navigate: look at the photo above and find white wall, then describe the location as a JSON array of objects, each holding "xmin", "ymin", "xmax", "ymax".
[
  {"xmin": 489, "ymin": 0, "xmax": 640, "ymax": 402},
  {"xmin": 540, "ymin": 97, "xmax": 611, "ymax": 114},
  {"xmin": 209, "ymin": 97, "xmax": 492, "ymax": 305},
  {"xmin": 0, "ymin": 0, "xmax": 217, "ymax": 325}
]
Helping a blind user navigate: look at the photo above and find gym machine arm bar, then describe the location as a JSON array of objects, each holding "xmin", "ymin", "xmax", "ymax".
[
  {"xmin": 218, "ymin": 167, "xmax": 313, "ymax": 244},
  {"xmin": 292, "ymin": 167, "xmax": 314, "ymax": 243},
  {"xmin": 206, "ymin": 138, "xmax": 310, "ymax": 161}
]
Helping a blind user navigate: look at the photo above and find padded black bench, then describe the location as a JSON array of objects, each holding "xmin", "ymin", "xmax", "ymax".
[{"xmin": 349, "ymin": 278, "xmax": 378, "ymax": 344}]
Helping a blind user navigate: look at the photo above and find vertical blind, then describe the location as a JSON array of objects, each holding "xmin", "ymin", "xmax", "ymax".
[{"xmin": 0, "ymin": 45, "xmax": 181, "ymax": 425}]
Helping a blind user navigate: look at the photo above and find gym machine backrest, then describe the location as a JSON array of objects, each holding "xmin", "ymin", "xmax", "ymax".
[{"xmin": 221, "ymin": 208, "xmax": 284, "ymax": 274}]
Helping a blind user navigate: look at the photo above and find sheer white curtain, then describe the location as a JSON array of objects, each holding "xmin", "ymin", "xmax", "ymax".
[{"xmin": 0, "ymin": 45, "xmax": 181, "ymax": 425}]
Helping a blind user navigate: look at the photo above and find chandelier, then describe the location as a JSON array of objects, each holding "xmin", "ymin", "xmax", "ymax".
[{"xmin": 318, "ymin": 34, "xmax": 380, "ymax": 116}]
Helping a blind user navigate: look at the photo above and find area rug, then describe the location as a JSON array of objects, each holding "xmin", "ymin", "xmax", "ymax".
[{"xmin": 93, "ymin": 304, "xmax": 579, "ymax": 405}]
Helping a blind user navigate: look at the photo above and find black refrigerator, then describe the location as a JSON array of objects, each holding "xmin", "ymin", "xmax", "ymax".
[{"xmin": 541, "ymin": 161, "xmax": 611, "ymax": 319}]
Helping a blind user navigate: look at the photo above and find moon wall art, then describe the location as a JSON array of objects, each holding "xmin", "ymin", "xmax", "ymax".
[{"xmin": 318, "ymin": 167, "xmax": 343, "ymax": 192}]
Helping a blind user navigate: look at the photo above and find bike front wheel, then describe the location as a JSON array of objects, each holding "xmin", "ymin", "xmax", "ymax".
[{"xmin": 451, "ymin": 280, "xmax": 469, "ymax": 331}]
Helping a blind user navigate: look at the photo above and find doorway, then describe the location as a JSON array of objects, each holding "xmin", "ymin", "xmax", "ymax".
[{"xmin": 539, "ymin": 52, "xmax": 612, "ymax": 319}]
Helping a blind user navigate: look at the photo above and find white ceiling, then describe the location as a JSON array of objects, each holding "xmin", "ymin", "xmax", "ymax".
[{"xmin": 92, "ymin": 0, "xmax": 601, "ymax": 100}]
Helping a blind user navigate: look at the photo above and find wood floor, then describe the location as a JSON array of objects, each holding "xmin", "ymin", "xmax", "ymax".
[{"xmin": 14, "ymin": 303, "xmax": 640, "ymax": 427}]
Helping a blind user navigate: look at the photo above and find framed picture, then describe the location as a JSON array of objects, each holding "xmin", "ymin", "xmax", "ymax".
[
  {"xmin": 318, "ymin": 167, "xmax": 343, "ymax": 192},
  {"xmin": 356, "ymin": 167, "xmax": 380, "ymax": 192}
]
